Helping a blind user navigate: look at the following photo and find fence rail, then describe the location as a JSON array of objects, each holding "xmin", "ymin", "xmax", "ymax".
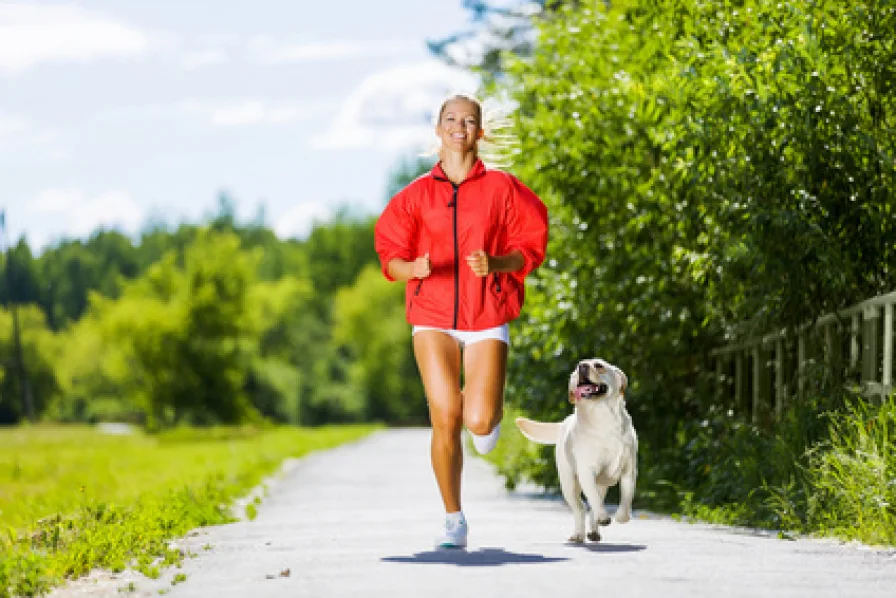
[{"xmin": 709, "ymin": 290, "xmax": 896, "ymax": 422}]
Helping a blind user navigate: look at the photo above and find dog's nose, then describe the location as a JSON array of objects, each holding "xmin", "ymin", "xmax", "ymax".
[{"xmin": 577, "ymin": 363, "xmax": 590, "ymax": 382}]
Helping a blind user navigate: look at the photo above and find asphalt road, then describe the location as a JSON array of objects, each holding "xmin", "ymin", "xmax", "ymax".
[{"xmin": 50, "ymin": 428, "xmax": 896, "ymax": 598}]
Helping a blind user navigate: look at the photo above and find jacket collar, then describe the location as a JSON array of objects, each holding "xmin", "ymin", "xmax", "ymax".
[{"xmin": 432, "ymin": 158, "xmax": 487, "ymax": 184}]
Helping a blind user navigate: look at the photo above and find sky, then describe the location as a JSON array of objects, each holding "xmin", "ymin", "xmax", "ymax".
[{"xmin": 0, "ymin": 0, "xmax": 489, "ymax": 251}]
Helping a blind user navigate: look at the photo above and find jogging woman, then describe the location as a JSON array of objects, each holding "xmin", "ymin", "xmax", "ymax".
[{"xmin": 374, "ymin": 94, "xmax": 548, "ymax": 548}]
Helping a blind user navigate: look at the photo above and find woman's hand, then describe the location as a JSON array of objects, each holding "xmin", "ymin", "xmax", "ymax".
[
  {"xmin": 465, "ymin": 250, "xmax": 491, "ymax": 277},
  {"xmin": 466, "ymin": 249, "xmax": 525, "ymax": 277},
  {"xmin": 412, "ymin": 253, "xmax": 432, "ymax": 279}
]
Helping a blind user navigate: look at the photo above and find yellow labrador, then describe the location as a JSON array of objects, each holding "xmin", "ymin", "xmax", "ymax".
[{"xmin": 516, "ymin": 358, "xmax": 637, "ymax": 543}]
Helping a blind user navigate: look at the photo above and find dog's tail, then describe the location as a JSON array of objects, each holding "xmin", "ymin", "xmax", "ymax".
[{"xmin": 515, "ymin": 417, "xmax": 562, "ymax": 445}]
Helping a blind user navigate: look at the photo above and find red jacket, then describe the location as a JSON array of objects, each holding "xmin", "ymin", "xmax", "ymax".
[{"xmin": 375, "ymin": 159, "xmax": 548, "ymax": 331}]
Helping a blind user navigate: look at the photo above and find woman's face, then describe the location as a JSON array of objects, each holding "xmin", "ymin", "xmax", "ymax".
[{"xmin": 436, "ymin": 98, "xmax": 482, "ymax": 154}]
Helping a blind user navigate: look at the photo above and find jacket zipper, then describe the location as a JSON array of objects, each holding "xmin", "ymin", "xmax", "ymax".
[{"xmin": 451, "ymin": 183, "xmax": 460, "ymax": 329}]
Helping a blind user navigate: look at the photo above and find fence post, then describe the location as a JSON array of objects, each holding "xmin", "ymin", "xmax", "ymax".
[
  {"xmin": 735, "ymin": 351, "xmax": 745, "ymax": 417},
  {"xmin": 797, "ymin": 333, "xmax": 806, "ymax": 395},
  {"xmin": 884, "ymin": 303, "xmax": 893, "ymax": 395},
  {"xmin": 862, "ymin": 305, "xmax": 881, "ymax": 395}
]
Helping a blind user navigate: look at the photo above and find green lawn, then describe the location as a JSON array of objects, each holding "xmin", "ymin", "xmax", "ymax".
[{"xmin": 0, "ymin": 423, "xmax": 379, "ymax": 597}]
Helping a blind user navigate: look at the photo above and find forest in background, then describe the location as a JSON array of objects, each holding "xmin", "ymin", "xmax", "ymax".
[{"xmin": 0, "ymin": 157, "xmax": 431, "ymax": 429}]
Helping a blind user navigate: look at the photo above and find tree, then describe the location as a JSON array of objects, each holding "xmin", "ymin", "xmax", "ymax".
[
  {"xmin": 427, "ymin": 1, "xmax": 571, "ymax": 82},
  {"xmin": 333, "ymin": 265, "xmax": 427, "ymax": 423},
  {"xmin": 0, "ymin": 305, "xmax": 59, "ymax": 424}
]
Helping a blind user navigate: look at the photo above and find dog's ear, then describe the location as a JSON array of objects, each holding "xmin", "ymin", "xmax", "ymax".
[{"xmin": 615, "ymin": 367, "xmax": 628, "ymax": 394}]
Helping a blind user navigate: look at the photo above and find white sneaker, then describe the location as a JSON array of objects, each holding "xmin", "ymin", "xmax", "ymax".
[
  {"xmin": 469, "ymin": 422, "xmax": 501, "ymax": 455},
  {"xmin": 435, "ymin": 517, "xmax": 468, "ymax": 549}
]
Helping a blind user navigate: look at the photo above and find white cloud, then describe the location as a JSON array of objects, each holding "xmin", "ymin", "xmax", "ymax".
[
  {"xmin": 181, "ymin": 99, "xmax": 330, "ymax": 127},
  {"xmin": 181, "ymin": 49, "xmax": 227, "ymax": 70},
  {"xmin": 28, "ymin": 188, "xmax": 145, "ymax": 238},
  {"xmin": 273, "ymin": 202, "xmax": 332, "ymax": 239},
  {"xmin": 249, "ymin": 36, "xmax": 418, "ymax": 65},
  {"xmin": 312, "ymin": 61, "xmax": 479, "ymax": 151},
  {"xmin": 0, "ymin": 3, "xmax": 151, "ymax": 74},
  {"xmin": 0, "ymin": 110, "xmax": 59, "ymax": 153},
  {"xmin": 0, "ymin": 113, "xmax": 28, "ymax": 138}
]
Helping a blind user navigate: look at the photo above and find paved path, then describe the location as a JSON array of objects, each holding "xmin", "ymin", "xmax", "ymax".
[{"xmin": 54, "ymin": 429, "xmax": 896, "ymax": 597}]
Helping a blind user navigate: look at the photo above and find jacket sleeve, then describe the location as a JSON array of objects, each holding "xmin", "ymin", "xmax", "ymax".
[
  {"xmin": 375, "ymin": 186, "xmax": 417, "ymax": 282},
  {"xmin": 505, "ymin": 175, "xmax": 549, "ymax": 284}
]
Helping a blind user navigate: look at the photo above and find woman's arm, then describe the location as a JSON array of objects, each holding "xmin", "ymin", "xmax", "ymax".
[
  {"xmin": 387, "ymin": 254, "xmax": 431, "ymax": 281},
  {"xmin": 465, "ymin": 249, "xmax": 524, "ymax": 277}
]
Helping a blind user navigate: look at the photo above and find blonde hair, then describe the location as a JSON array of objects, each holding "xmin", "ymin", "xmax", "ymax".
[{"xmin": 427, "ymin": 93, "xmax": 520, "ymax": 169}]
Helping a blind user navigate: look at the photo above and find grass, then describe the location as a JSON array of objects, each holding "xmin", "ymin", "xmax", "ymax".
[
  {"xmin": 0, "ymin": 423, "xmax": 379, "ymax": 597},
  {"xmin": 640, "ymin": 393, "xmax": 896, "ymax": 545}
]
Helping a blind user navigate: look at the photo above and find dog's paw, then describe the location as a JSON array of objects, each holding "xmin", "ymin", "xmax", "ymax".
[
  {"xmin": 614, "ymin": 511, "xmax": 631, "ymax": 524},
  {"xmin": 587, "ymin": 530, "xmax": 601, "ymax": 542},
  {"xmin": 567, "ymin": 533, "xmax": 585, "ymax": 544}
]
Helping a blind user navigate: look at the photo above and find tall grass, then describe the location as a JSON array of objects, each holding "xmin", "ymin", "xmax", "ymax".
[
  {"xmin": 0, "ymin": 424, "xmax": 379, "ymax": 597},
  {"xmin": 804, "ymin": 398, "xmax": 896, "ymax": 544},
  {"xmin": 636, "ymin": 392, "xmax": 896, "ymax": 545}
]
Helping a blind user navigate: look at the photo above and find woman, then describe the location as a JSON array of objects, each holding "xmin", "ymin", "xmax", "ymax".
[{"xmin": 374, "ymin": 94, "xmax": 548, "ymax": 548}]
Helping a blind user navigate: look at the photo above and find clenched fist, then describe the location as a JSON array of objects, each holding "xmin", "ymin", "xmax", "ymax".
[
  {"xmin": 465, "ymin": 250, "xmax": 492, "ymax": 277},
  {"xmin": 412, "ymin": 253, "xmax": 431, "ymax": 279}
]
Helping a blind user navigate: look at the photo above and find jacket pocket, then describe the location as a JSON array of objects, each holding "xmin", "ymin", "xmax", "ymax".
[
  {"xmin": 409, "ymin": 278, "xmax": 424, "ymax": 310},
  {"xmin": 489, "ymin": 273, "xmax": 506, "ymax": 308}
]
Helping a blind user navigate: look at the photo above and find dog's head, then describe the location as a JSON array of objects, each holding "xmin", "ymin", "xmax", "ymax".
[{"xmin": 568, "ymin": 358, "xmax": 628, "ymax": 404}]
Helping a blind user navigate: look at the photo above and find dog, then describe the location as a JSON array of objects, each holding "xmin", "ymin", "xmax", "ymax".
[{"xmin": 516, "ymin": 358, "xmax": 637, "ymax": 543}]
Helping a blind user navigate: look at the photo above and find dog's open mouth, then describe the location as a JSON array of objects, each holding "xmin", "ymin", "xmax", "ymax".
[{"xmin": 575, "ymin": 382, "xmax": 609, "ymax": 400}]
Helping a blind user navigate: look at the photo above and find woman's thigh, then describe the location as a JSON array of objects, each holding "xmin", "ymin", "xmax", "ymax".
[
  {"xmin": 413, "ymin": 330, "xmax": 463, "ymax": 430},
  {"xmin": 462, "ymin": 339, "xmax": 508, "ymax": 432}
]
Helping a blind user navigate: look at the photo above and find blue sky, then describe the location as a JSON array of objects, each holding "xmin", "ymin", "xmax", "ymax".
[{"xmin": 0, "ymin": 1, "xmax": 488, "ymax": 250}]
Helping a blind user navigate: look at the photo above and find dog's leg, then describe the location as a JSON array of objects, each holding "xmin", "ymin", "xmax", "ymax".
[
  {"xmin": 558, "ymin": 460, "xmax": 586, "ymax": 543},
  {"xmin": 594, "ymin": 486, "xmax": 611, "ymax": 526},
  {"xmin": 615, "ymin": 465, "xmax": 636, "ymax": 524},
  {"xmin": 579, "ymin": 472, "xmax": 610, "ymax": 542}
]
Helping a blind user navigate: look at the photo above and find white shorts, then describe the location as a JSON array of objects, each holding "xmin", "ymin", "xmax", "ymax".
[{"xmin": 412, "ymin": 324, "xmax": 510, "ymax": 347}]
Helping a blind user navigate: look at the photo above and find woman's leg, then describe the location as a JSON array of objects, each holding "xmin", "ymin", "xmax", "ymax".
[
  {"xmin": 413, "ymin": 330, "xmax": 463, "ymax": 513},
  {"xmin": 462, "ymin": 339, "xmax": 508, "ymax": 437}
]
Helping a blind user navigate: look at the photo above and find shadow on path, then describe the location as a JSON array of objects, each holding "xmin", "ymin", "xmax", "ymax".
[
  {"xmin": 573, "ymin": 543, "xmax": 647, "ymax": 553},
  {"xmin": 381, "ymin": 548, "xmax": 568, "ymax": 567}
]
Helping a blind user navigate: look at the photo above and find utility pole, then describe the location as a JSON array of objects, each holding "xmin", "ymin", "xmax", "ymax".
[{"xmin": 0, "ymin": 210, "xmax": 35, "ymax": 422}]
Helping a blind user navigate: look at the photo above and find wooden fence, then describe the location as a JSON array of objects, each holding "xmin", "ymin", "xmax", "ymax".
[{"xmin": 710, "ymin": 290, "xmax": 896, "ymax": 422}]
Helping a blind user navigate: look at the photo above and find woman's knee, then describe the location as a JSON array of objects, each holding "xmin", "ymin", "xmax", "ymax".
[
  {"xmin": 430, "ymin": 403, "xmax": 463, "ymax": 437},
  {"xmin": 464, "ymin": 404, "xmax": 502, "ymax": 436}
]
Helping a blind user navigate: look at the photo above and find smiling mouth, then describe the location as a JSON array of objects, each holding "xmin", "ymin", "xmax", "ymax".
[{"xmin": 575, "ymin": 382, "xmax": 609, "ymax": 399}]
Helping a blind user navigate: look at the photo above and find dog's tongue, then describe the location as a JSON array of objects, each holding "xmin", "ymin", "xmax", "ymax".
[{"xmin": 574, "ymin": 385, "xmax": 600, "ymax": 401}]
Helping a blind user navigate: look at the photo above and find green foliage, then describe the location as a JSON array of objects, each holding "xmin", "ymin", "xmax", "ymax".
[
  {"xmin": 631, "ymin": 391, "xmax": 896, "ymax": 545},
  {"xmin": 804, "ymin": 395, "xmax": 896, "ymax": 544},
  {"xmin": 332, "ymin": 265, "xmax": 427, "ymax": 423},
  {"xmin": 0, "ymin": 424, "xmax": 378, "ymax": 598},
  {"xmin": 0, "ymin": 306, "xmax": 60, "ymax": 424},
  {"xmin": 79, "ymin": 230, "xmax": 261, "ymax": 429}
]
